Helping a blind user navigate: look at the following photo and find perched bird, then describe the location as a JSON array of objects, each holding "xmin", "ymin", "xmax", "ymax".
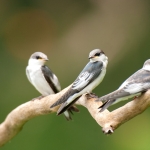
[
  {"xmin": 97, "ymin": 59, "xmax": 150, "ymax": 112},
  {"xmin": 50, "ymin": 49, "xmax": 108, "ymax": 115},
  {"xmin": 26, "ymin": 52, "xmax": 77, "ymax": 120}
]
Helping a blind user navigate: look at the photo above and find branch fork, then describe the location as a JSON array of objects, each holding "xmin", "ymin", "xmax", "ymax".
[{"xmin": 0, "ymin": 86, "xmax": 150, "ymax": 147}]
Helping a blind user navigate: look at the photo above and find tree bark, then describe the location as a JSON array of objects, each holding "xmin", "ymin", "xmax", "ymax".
[{"xmin": 0, "ymin": 86, "xmax": 150, "ymax": 147}]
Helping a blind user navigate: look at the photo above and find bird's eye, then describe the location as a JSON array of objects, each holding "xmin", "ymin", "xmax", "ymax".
[
  {"xmin": 36, "ymin": 56, "xmax": 41, "ymax": 59},
  {"xmin": 95, "ymin": 53, "xmax": 100, "ymax": 56}
]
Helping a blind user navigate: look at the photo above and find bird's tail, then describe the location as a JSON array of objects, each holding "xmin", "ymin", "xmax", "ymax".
[
  {"xmin": 63, "ymin": 111, "xmax": 72, "ymax": 121},
  {"xmin": 63, "ymin": 105, "xmax": 80, "ymax": 121},
  {"xmin": 50, "ymin": 89, "xmax": 77, "ymax": 108},
  {"xmin": 98, "ymin": 99, "xmax": 116, "ymax": 112},
  {"xmin": 57, "ymin": 97, "xmax": 80, "ymax": 115}
]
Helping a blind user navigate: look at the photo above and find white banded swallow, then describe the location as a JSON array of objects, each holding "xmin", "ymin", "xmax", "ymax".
[
  {"xmin": 50, "ymin": 49, "xmax": 108, "ymax": 115},
  {"xmin": 97, "ymin": 59, "xmax": 150, "ymax": 112},
  {"xmin": 26, "ymin": 52, "xmax": 78, "ymax": 120}
]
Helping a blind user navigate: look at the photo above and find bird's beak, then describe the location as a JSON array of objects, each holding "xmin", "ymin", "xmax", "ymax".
[
  {"xmin": 45, "ymin": 58, "xmax": 49, "ymax": 61},
  {"xmin": 100, "ymin": 50, "xmax": 105, "ymax": 54},
  {"xmin": 89, "ymin": 56, "xmax": 94, "ymax": 59},
  {"xmin": 43, "ymin": 58, "xmax": 49, "ymax": 61}
]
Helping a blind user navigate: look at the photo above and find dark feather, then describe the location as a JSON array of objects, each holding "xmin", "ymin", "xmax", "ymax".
[
  {"xmin": 98, "ymin": 69, "xmax": 150, "ymax": 102},
  {"xmin": 68, "ymin": 105, "xmax": 80, "ymax": 114},
  {"xmin": 98, "ymin": 89, "xmax": 130, "ymax": 102},
  {"xmin": 99, "ymin": 99, "xmax": 116, "ymax": 112},
  {"xmin": 57, "ymin": 97, "xmax": 80, "ymax": 115},
  {"xmin": 50, "ymin": 61, "xmax": 103, "ymax": 108},
  {"xmin": 41, "ymin": 65, "xmax": 59, "ymax": 93},
  {"xmin": 50, "ymin": 88, "xmax": 78, "ymax": 108},
  {"xmin": 98, "ymin": 69, "xmax": 150, "ymax": 112},
  {"xmin": 123, "ymin": 69, "xmax": 150, "ymax": 84},
  {"xmin": 72, "ymin": 61, "xmax": 103, "ymax": 91}
]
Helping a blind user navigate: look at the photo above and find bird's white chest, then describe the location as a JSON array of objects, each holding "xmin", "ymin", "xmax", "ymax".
[
  {"xmin": 88, "ymin": 67, "xmax": 106, "ymax": 91},
  {"xmin": 85, "ymin": 60, "xmax": 107, "ymax": 92},
  {"xmin": 26, "ymin": 65, "xmax": 54, "ymax": 96}
]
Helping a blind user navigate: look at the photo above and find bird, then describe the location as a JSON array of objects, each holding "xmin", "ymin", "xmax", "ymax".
[
  {"xmin": 97, "ymin": 59, "xmax": 150, "ymax": 112},
  {"xmin": 26, "ymin": 52, "xmax": 78, "ymax": 120},
  {"xmin": 50, "ymin": 49, "xmax": 108, "ymax": 116}
]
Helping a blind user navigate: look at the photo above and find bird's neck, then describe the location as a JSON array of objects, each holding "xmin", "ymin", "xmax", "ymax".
[
  {"xmin": 103, "ymin": 58, "xmax": 108, "ymax": 68},
  {"xmin": 143, "ymin": 65, "xmax": 150, "ymax": 71},
  {"xmin": 28, "ymin": 59, "xmax": 44, "ymax": 66}
]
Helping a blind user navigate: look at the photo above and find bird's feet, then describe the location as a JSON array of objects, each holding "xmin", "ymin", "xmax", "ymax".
[
  {"xmin": 68, "ymin": 105, "xmax": 80, "ymax": 114},
  {"xmin": 86, "ymin": 92, "xmax": 98, "ymax": 99}
]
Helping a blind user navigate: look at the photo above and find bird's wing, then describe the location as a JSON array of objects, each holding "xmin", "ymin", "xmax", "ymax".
[
  {"xmin": 99, "ymin": 89, "xmax": 130, "ymax": 102},
  {"xmin": 72, "ymin": 61, "xmax": 103, "ymax": 91},
  {"xmin": 50, "ymin": 88, "xmax": 78, "ymax": 108},
  {"xmin": 99, "ymin": 99, "xmax": 116, "ymax": 112},
  {"xmin": 50, "ymin": 61, "xmax": 103, "ymax": 108},
  {"xmin": 57, "ymin": 96, "xmax": 80, "ymax": 115},
  {"xmin": 41, "ymin": 65, "xmax": 61, "ymax": 93},
  {"xmin": 119, "ymin": 69, "xmax": 150, "ymax": 94},
  {"xmin": 99, "ymin": 69, "xmax": 150, "ymax": 102}
]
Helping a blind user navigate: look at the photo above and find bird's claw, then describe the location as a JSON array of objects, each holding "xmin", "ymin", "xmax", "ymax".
[{"xmin": 86, "ymin": 92, "xmax": 98, "ymax": 99}]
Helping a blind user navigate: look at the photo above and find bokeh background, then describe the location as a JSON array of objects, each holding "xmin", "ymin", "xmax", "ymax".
[{"xmin": 1, "ymin": 0, "xmax": 150, "ymax": 149}]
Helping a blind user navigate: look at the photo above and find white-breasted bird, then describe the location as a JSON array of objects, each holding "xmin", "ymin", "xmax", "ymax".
[
  {"xmin": 97, "ymin": 59, "xmax": 150, "ymax": 112},
  {"xmin": 26, "ymin": 52, "xmax": 78, "ymax": 120},
  {"xmin": 50, "ymin": 49, "xmax": 108, "ymax": 115}
]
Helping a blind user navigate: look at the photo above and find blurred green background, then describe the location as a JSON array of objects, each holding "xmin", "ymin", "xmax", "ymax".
[{"xmin": 1, "ymin": 0, "xmax": 150, "ymax": 149}]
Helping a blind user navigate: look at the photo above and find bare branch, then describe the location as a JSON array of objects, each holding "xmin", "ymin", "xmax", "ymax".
[
  {"xmin": 0, "ymin": 86, "xmax": 150, "ymax": 147},
  {"xmin": 76, "ymin": 90, "xmax": 150, "ymax": 134},
  {"xmin": 0, "ymin": 86, "xmax": 69, "ymax": 147}
]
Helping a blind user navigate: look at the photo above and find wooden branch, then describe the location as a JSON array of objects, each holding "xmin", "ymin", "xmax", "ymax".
[
  {"xmin": 0, "ymin": 86, "xmax": 150, "ymax": 147},
  {"xmin": 76, "ymin": 90, "xmax": 150, "ymax": 134}
]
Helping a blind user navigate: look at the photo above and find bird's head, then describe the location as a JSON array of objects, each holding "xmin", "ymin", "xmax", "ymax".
[
  {"xmin": 88, "ymin": 49, "xmax": 108, "ymax": 63},
  {"xmin": 143, "ymin": 59, "xmax": 150, "ymax": 71},
  {"xmin": 28, "ymin": 52, "xmax": 49, "ymax": 66}
]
